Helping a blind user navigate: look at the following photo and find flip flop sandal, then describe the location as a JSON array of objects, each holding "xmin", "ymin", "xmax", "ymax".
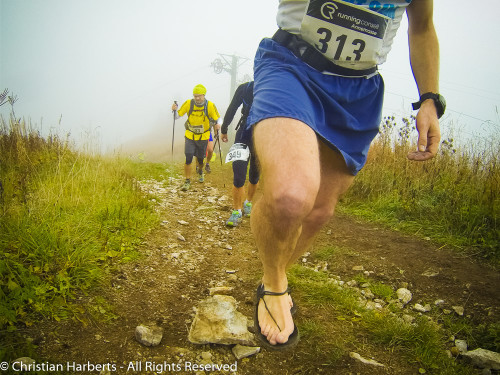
[
  {"xmin": 257, "ymin": 284, "xmax": 297, "ymax": 314},
  {"xmin": 290, "ymin": 294, "xmax": 297, "ymax": 315},
  {"xmin": 254, "ymin": 284, "xmax": 300, "ymax": 350}
]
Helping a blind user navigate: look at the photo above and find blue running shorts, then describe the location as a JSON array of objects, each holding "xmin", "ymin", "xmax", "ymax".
[{"xmin": 247, "ymin": 38, "xmax": 384, "ymax": 175}]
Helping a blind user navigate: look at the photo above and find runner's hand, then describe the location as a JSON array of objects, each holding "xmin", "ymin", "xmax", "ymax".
[
  {"xmin": 407, "ymin": 100, "xmax": 441, "ymax": 161},
  {"xmin": 221, "ymin": 133, "xmax": 228, "ymax": 143},
  {"xmin": 171, "ymin": 103, "xmax": 178, "ymax": 111}
]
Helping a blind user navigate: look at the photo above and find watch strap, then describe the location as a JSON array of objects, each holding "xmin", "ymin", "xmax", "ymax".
[
  {"xmin": 412, "ymin": 92, "xmax": 438, "ymax": 110},
  {"xmin": 412, "ymin": 92, "xmax": 445, "ymax": 118}
]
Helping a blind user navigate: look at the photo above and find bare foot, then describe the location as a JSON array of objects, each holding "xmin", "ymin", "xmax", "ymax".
[{"xmin": 258, "ymin": 287, "xmax": 295, "ymax": 345}]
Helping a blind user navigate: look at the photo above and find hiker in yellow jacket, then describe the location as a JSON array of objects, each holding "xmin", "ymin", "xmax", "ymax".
[{"xmin": 172, "ymin": 84, "xmax": 222, "ymax": 191}]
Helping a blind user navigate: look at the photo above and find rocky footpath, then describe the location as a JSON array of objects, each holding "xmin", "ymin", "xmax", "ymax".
[{"xmin": 21, "ymin": 170, "xmax": 500, "ymax": 375}]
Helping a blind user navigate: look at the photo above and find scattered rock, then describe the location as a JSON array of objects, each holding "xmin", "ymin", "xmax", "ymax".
[
  {"xmin": 455, "ymin": 339, "xmax": 468, "ymax": 354},
  {"xmin": 422, "ymin": 269, "xmax": 439, "ymax": 277},
  {"xmin": 209, "ymin": 286, "xmax": 234, "ymax": 296},
  {"xmin": 352, "ymin": 265, "xmax": 364, "ymax": 271},
  {"xmin": 462, "ymin": 348, "xmax": 500, "ymax": 370},
  {"xmin": 135, "ymin": 323, "xmax": 163, "ymax": 347},
  {"xmin": 217, "ymin": 195, "xmax": 228, "ymax": 203},
  {"xmin": 349, "ymin": 352, "xmax": 385, "ymax": 367},
  {"xmin": 176, "ymin": 233, "xmax": 186, "ymax": 241},
  {"xmin": 365, "ymin": 301, "xmax": 383, "ymax": 310},
  {"xmin": 199, "ymin": 351, "xmax": 212, "ymax": 361},
  {"xmin": 452, "ymin": 306, "xmax": 465, "ymax": 316},
  {"xmin": 177, "ymin": 220, "xmax": 189, "ymax": 225},
  {"xmin": 188, "ymin": 295, "xmax": 254, "ymax": 346},
  {"xmin": 195, "ymin": 205, "xmax": 213, "ymax": 212},
  {"xmin": 313, "ymin": 261, "xmax": 328, "ymax": 272},
  {"xmin": 414, "ymin": 303, "xmax": 431, "ymax": 313},
  {"xmin": 12, "ymin": 357, "xmax": 36, "ymax": 367},
  {"xmin": 232, "ymin": 345, "xmax": 261, "ymax": 360},
  {"xmin": 362, "ymin": 289, "xmax": 375, "ymax": 299},
  {"xmin": 396, "ymin": 288, "xmax": 412, "ymax": 304},
  {"xmin": 402, "ymin": 314, "xmax": 415, "ymax": 324}
]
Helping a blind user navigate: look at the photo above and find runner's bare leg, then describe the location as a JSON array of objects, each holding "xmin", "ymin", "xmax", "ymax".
[
  {"xmin": 232, "ymin": 186, "xmax": 245, "ymax": 210},
  {"xmin": 184, "ymin": 163, "xmax": 191, "ymax": 180},
  {"xmin": 247, "ymin": 182, "xmax": 258, "ymax": 203},
  {"xmin": 285, "ymin": 141, "xmax": 354, "ymax": 269},
  {"xmin": 252, "ymin": 118, "xmax": 355, "ymax": 345},
  {"xmin": 251, "ymin": 118, "xmax": 320, "ymax": 345}
]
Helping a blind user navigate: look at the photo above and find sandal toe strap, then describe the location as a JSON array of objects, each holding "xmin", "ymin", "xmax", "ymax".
[
  {"xmin": 262, "ymin": 287, "xmax": 291, "ymax": 297},
  {"xmin": 257, "ymin": 285, "xmax": 293, "ymax": 332}
]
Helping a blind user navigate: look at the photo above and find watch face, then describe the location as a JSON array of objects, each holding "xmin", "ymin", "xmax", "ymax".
[
  {"xmin": 436, "ymin": 94, "xmax": 446, "ymax": 118},
  {"xmin": 438, "ymin": 94, "xmax": 446, "ymax": 107}
]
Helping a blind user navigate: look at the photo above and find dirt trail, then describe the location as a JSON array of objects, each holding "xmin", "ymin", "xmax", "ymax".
[{"xmin": 31, "ymin": 165, "xmax": 499, "ymax": 375}]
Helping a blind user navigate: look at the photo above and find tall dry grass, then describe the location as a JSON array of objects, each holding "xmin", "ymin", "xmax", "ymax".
[
  {"xmin": 0, "ymin": 114, "xmax": 168, "ymax": 359},
  {"xmin": 343, "ymin": 115, "xmax": 499, "ymax": 261}
]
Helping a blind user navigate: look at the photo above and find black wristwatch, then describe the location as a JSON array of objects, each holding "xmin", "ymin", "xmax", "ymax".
[{"xmin": 412, "ymin": 92, "xmax": 446, "ymax": 119}]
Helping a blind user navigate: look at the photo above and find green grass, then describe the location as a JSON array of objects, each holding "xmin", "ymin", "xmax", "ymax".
[
  {"xmin": 289, "ymin": 266, "xmax": 363, "ymax": 315},
  {"xmin": 362, "ymin": 312, "xmax": 468, "ymax": 374},
  {"xmin": 308, "ymin": 242, "xmax": 500, "ymax": 361},
  {"xmin": 0, "ymin": 116, "xmax": 171, "ymax": 360},
  {"xmin": 288, "ymin": 264, "xmax": 475, "ymax": 374},
  {"xmin": 298, "ymin": 319, "xmax": 346, "ymax": 364},
  {"xmin": 312, "ymin": 245, "xmax": 356, "ymax": 261},
  {"xmin": 439, "ymin": 314, "xmax": 500, "ymax": 353}
]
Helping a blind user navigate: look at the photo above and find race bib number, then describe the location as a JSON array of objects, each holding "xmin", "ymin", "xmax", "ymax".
[
  {"xmin": 187, "ymin": 123, "xmax": 205, "ymax": 134},
  {"xmin": 225, "ymin": 143, "xmax": 250, "ymax": 163},
  {"xmin": 301, "ymin": 0, "xmax": 391, "ymax": 65}
]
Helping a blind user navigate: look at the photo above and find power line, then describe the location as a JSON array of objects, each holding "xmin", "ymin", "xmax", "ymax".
[{"xmin": 384, "ymin": 90, "xmax": 499, "ymax": 126}]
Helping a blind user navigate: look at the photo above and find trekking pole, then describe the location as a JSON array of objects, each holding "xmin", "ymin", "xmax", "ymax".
[
  {"xmin": 171, "ymin": 101, "xmax": 177, "ymax": 157},
  {"xmin": 215, "ymin": 130, "xmax": 223, "ymax": 166}
]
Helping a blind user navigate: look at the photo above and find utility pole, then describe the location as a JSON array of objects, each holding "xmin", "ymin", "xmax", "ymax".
[{"xmin": 211, "ymin": 53, "xmax": 250, "ymax": 100}]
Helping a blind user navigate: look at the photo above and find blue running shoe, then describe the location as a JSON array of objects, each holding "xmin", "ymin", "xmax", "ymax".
[
  {"xmin": 243, "ymin": 201, "xmax": 252, "ymax": 217},
  {"xmin": 226, "ymin": 210, "xmax": 242, "ymax": 227}
]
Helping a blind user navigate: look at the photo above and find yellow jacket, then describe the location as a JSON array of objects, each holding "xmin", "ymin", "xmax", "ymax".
[{"xmin": 178, "ymin": 99, "xmax": 220, "ymax": 141}]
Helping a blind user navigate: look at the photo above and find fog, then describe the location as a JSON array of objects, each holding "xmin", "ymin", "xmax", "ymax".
[{"xmin": 1, "ymin": 0, "xmax": 499, "ymax": 158}]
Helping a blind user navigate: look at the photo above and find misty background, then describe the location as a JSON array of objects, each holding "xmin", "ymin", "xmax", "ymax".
[{"xmin": 1, "ymin": 0, "xmax": 499, "ymax": 159}]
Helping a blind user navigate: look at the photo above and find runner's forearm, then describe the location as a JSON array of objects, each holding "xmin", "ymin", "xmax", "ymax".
[{"xmin": 407, "ymin": 0, "xmax": 439, "ymax": 94}]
